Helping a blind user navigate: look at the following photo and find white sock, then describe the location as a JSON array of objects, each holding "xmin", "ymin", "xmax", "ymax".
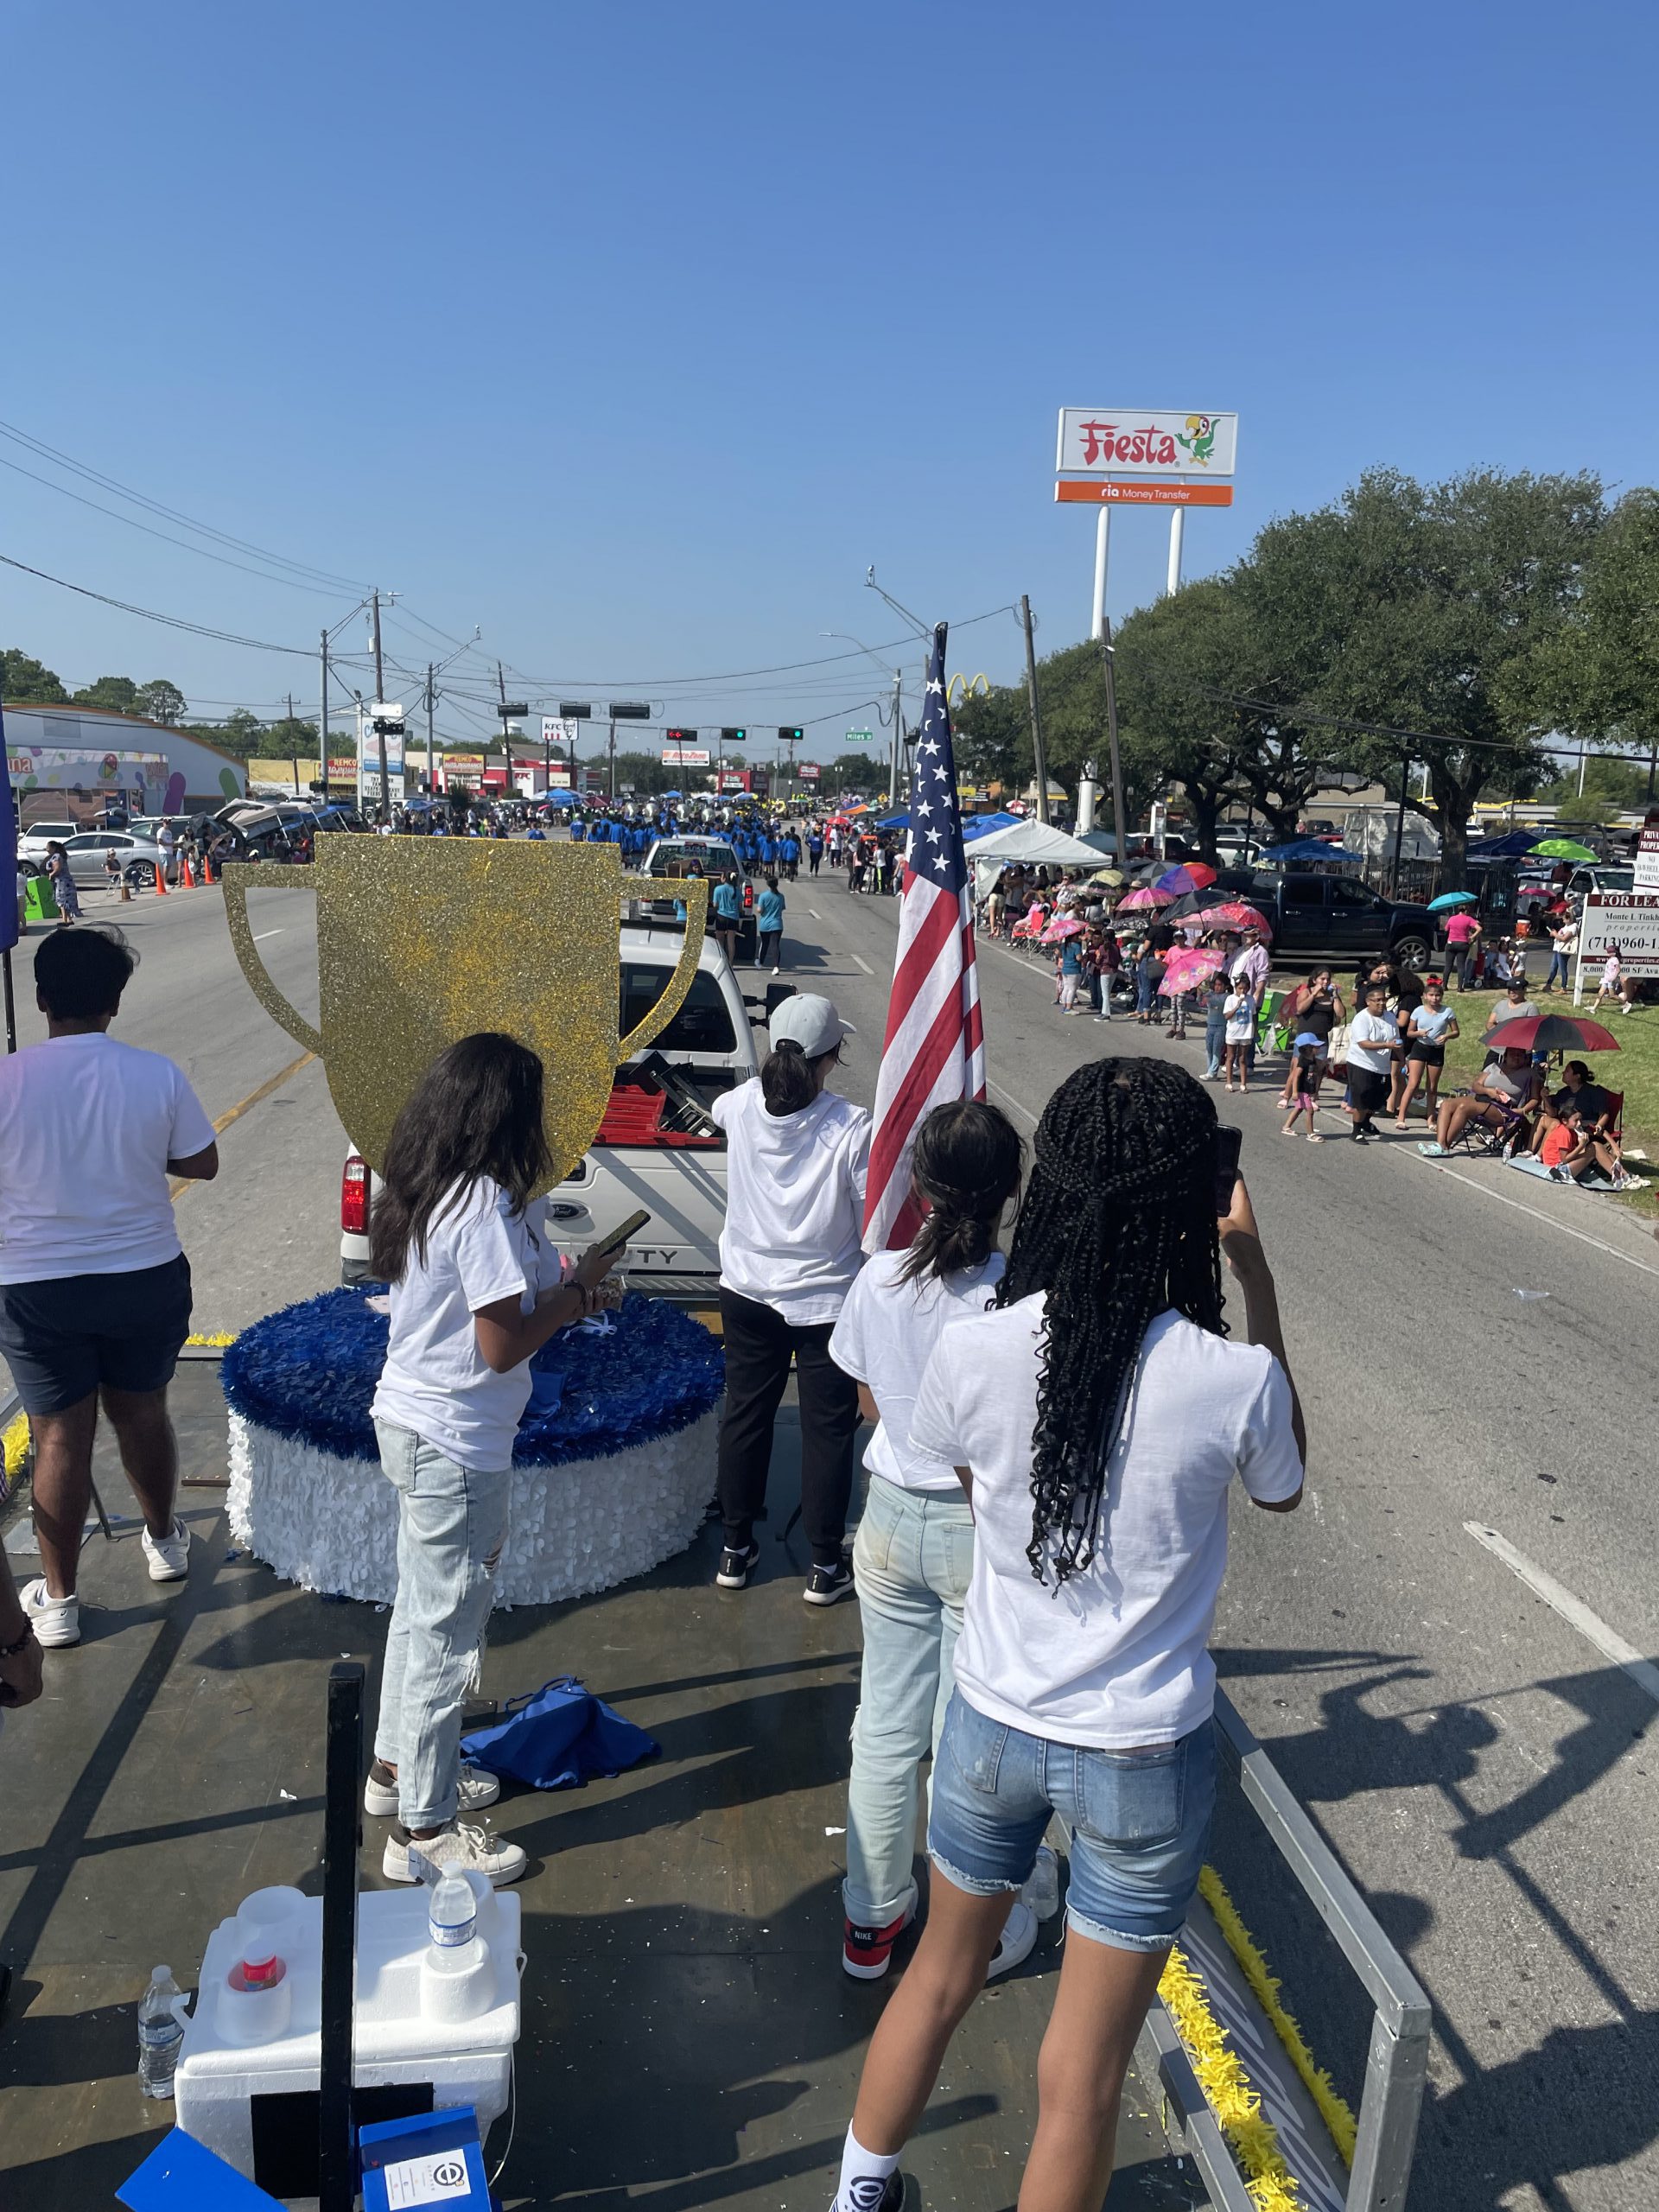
[{"xmin": 834, "ymin": 2126, "xmax": 900, "ymax": 2212}]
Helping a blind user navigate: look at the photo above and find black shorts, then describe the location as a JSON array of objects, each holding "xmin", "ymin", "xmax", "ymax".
[
  {"xmin": 1347, "ymin": 1068, "xmax": 1389, "ymax": 1114},
  {"xmin": 0, "ymin": 1255, "xmax": 193, "ymax": 1415},
  {"xmin": 1407, "ymin": 1043, "xmax": 1445, "ymax": 1069}
]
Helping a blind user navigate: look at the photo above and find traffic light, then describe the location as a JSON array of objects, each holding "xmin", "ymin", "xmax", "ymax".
[
  {"xmin": 720, "ymin": 728, "xmax": 746, "ymax": 744},
  {"xmin": 777, "ymin": 726, "xmax": 804, "ymax": 743},
  {"xmin": 664, "ymin": 728, "xmax": 698, "ymax": 745}
]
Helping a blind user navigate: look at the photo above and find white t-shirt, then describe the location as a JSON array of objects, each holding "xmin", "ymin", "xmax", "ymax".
[
  {"xmin": 711, "ymin": 1078, "xmax": 871, "ymax": 1325},
  {"xmin": 372, "ymin": 1180, "xmax": 562, "ymax": 1472},
  {"xmin": 909, "ymin": 1297, "xmax": 1303, "ymax": 1748},
  {"xmin": 0, "ymin": 1033, "xmax": 215, "ymax": 1284},
  {"xmin": 830, "ymin": 1249, "xmax": 1004, "ymax": 1493},
  {"xmin": 1346, "ymin": 1009, "xmax": 1399, "ymax": 1075}
]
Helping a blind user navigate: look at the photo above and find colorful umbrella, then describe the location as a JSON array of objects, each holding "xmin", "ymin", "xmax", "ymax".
[
  {"xmin": 1039, "ymin": 915, "xmax": 1085, "ymax": 944},
  {"xmin": 1205, "ymin": 901, "xmax": 1274, "ymax": 939},
  {"xmin": 1493, "ymin": 1014, "xmax": 1619, "ymax": 1054},
  {"xmin": 1088, "ymin": 868, "xmax": 1127, "ymax": 888},
  {"xmin": 1427, "ymin": 890, "xmax": 1477, "ymax": 912},
  {"xmin": 1158, "ymin": 946, "xmax": 1224, "ymax": 996},
  {"xmin": 1117, "ymin": 884, "xmax": 1174, "ymax": 912},
  {"xmin": 1154, "ymin": 861, "xmax": 1218, "ymax": 894},
  {"xmin": 1529, "ymin": 838, "xmax": 1599, "ymax": 862}
]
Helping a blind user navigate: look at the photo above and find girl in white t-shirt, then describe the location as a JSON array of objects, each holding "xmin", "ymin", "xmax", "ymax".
[
  {"xmin": 1222, "ymin": 988, "xmax": 1254, "ymax": 1090},
  {"xmin": 368, "ymin": 1033, "xmax": 620, "ymax": 1888},
  {"xmin": 824, "ymin": 1058, "xmax": 1305, "ymax": 2212},
  {"xmin": 1592, "ymin": 945, "xmax": 1623, "ymax": 1015},
  {"xmin": 828, "ymin": 1101, "xmax": 1024, "ymax": 1984}
]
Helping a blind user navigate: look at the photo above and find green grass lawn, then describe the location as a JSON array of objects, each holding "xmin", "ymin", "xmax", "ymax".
[{"xmin": 1432, "ymin": 986, "xmax": 1659, "ymax": 1212}]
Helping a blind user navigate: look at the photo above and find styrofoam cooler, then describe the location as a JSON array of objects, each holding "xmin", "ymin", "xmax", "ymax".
[{"xmin": 173, "ymin": 1883, "xmax": 522, "ymax": 2191}]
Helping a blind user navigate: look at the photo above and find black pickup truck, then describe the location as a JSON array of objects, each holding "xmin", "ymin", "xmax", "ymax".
[{"xmin": 1216, "ymin": 872, "xmax": 1437, "ymax": 970}]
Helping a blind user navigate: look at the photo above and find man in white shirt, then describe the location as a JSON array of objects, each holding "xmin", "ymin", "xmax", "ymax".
[
  {"xmin": 1226, "ymin": 927, "xmax": 1271, "ymax": 1078},
  {"xmin": 0, "ymin": 928, "xmax": 219, "ymax": 1649},
  {"xmin": 1343, "ymin": 977, "xmax": 1399, "ymax": 1142}
]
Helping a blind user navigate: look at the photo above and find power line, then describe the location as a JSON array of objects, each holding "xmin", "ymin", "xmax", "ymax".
[{"xmin": 0, "ymin": 552, "xmax": 316, "ymax": 657}]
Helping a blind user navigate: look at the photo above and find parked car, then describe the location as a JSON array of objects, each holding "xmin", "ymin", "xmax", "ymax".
[
  {"xmin": 340, "ymin": 926, "xmax": 772, "ymax": 1303},
  {"xmin": 60, "ymin": 830, "xmax": 173, "ymax": 888},
  {"xmin": 1233, "ymin": 872, "xmax": 1437, "ymax": 969},
  {"xmin": 17, "ymin": 820, "xmax": 82, "ymax": 863}
]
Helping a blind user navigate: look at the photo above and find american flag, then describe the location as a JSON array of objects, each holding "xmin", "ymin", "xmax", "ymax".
[{"xmin": 861, "ymin": 621, "xmax": 986, "ymax": 1252}]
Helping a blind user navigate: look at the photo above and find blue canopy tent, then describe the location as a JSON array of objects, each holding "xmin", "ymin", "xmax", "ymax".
[
  {"xmin": 540, "ymin": 788, "xmax": 579, "ymax": 807},
  {"xmin": 1465, "ymin": 830, "xmax": 1545, "ymax": 862},
  {"xmin": 877, "ymin": 811, "xmax": 910, "ymax": 831},
  {"xmin": 1256, "ymin": 836, "xmax": 1368, "ymax": 866},
  {"xmin": 962, "ymin": 810, "xmax": 1020, "ymax": 842}
]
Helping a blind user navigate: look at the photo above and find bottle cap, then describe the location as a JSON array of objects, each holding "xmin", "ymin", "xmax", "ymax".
[{"xmin": 241, "ymin": 1954, "xmax": 282, "ymax": 1988}]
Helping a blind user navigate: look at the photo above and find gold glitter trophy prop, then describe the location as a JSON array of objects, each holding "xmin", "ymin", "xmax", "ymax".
[{"xmin": 223, "ymin": 839, "xmax": 709, "ymax": 1193}]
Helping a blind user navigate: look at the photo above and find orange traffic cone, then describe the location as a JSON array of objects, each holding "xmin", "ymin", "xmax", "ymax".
[
  {"xmin": 154, "ymin": 860, "xmax": 168, "ymax": 895},
  {"xmin": 180, "ymin": 853, "xmax": 194, "ymax": 889}
]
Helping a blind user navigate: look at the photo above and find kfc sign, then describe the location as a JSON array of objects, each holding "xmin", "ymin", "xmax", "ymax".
[{"xmin": 1056, "ymin": 408, "xmax": 1238, "ymax": 479}]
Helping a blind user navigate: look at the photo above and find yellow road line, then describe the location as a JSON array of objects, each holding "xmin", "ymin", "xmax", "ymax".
[{"xmin": 170, "ymin": 1049, "xmax": 317, "ymax": 1198}]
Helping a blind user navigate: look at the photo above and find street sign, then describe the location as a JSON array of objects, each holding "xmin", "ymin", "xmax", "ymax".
[
  {"xmin": 846, "ymin": 729, "xmax": 874, "ymax": 744},
  {"xmin": 1055, "ymin": 479, "xmax": 1234, "ymax": 507},
  {"xmin": 1055, "ymin": 409, "xmax": 1238, "ymax": 479},
  {"xmin": 1634, "ymin": 809, "xmax": 1659, "ymax": 894}
]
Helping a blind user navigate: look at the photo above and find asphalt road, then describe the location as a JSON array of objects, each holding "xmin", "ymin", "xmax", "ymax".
[{"xmin": 13, "ymin": 868, "xmax": 1659, "ymax": 2209}]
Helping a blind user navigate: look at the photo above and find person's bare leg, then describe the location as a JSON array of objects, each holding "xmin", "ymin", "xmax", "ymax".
[
  {"xmin": 99, "ymin": 1385, "xmax": 179, "ymax": 1539},
  {"xmin": 30, "ymin": 1395, "xmax": 100, "ymax": 1599},
  {"xmin": 1395, "ymin": 1065, "xmax": 1421, "ymax": 1127},
  {"xmin": 1018, "ymin": 1936, "xmax": 1169, "ymax": 2212},
  {"xmin": 850, "ymin": 1878, "xmax": 1014, "ymax": 2153}
]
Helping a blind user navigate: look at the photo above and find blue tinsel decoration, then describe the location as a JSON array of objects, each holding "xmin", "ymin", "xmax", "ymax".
[{"xmin": 222, "ymin": 1288, "xmax": 725, "ymax": 1465}]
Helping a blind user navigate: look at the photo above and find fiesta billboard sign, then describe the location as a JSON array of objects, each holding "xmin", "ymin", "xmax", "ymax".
[{"xmin": 1056, "ymin": 408, "xmax": 1238, "ymax": 479}]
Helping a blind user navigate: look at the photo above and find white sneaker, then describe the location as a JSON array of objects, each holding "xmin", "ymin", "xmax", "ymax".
[
  {"xmin": 987, "ymin": 1897, "xmax": 1038, "ymax": 1980},
  {"xmin": 141, "ymin": 1518, "xmax": 190, "ymax": 1582},
  {"xmin": 364, "ymin": 1761, "xmax": 500, "ymax": 1818},
  {"xmin": 20, "ymin": 1577, "xmax": 79, "ymax": 1648},
  {"xmin": 383, "ymin": 1818, "xmax": 527, "ymax": 1886}
]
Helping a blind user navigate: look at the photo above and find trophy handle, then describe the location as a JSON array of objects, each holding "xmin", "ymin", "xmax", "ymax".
[
  {"xmin": 618, "ymin": 876, "xmax": 711, "ymax": 1059},
  {"xmin": 221, "ymin": 861, "xmax": 324, "ymax": 1056}
]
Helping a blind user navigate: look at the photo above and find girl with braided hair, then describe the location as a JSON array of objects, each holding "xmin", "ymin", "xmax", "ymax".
[
  {"xmin": 829, "ymin": 1100, "xmax": 1027, "ymax": 1984},
  {"xmin": 825, "ymin": 1057, "xmax": 1305, "ymax": 2212}
]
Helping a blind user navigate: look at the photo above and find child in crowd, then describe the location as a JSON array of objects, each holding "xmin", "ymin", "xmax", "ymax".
[
  {"xmin": 1280, "ymin": 1037, "xmax": 1324, "ymax": 1141},
  {"xmin": 1592, "ymin": 945, "xmax": 1624, "ymax": 1015},
  {"xmin": 1223, "ymin": 985, "xmax": 1254, "ymax": 1090},
  {"xmin": 1203, "ymin": 977, "xmax": 1230, "ymax": 1078}
]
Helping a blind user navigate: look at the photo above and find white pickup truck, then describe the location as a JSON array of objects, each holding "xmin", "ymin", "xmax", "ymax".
[{"xmin": 340, "ymin": 925, "xmax": 775, "ymax": 1304}]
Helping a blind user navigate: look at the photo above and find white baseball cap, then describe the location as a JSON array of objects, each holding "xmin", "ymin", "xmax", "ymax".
[{"xmin": 768, "ymin": 992, "xmax": 849, "ymax": 1058}]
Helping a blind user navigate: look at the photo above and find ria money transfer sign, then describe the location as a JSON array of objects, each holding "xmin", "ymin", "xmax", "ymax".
[{"xmin": 1056, "ymin": 408, "xmax": 1239, "ymax": 478}]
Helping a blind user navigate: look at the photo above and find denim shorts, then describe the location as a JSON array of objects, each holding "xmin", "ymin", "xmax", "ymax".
[
  {"xmin": 928, "ymin": 1690, "xmax": 1216, "ymax": 1952},
  {"xmin": 0, "ymin": 1255, "xmax": 193, "ymax": 1414}
]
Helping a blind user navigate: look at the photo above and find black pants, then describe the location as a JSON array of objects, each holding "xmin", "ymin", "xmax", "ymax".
[{"xmin": 716, "ymin": 1288, "xmax": 859, "ymax": 1565}]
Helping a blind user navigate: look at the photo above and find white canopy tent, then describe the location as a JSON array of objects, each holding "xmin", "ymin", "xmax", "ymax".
[{"xmin": 968, "ymin": 817, "xmax": 1104, "ymax": 895}]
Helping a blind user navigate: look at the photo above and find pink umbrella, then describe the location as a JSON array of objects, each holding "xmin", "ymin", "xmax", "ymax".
[
  {"xmin": 1117, "ymin": 884, "xmax": 1174, "ymax": 912},
  {"xmin": 1204, "ymin": 901, "xmax": 1274, "ymax": 940},
  {"xmin": 1158, "ymin": 946, "xmax": 1224, "ymax": 995},
  {"xmin": 1040, "ymin": 915, "xmax": 1085, "ymax": 944}
]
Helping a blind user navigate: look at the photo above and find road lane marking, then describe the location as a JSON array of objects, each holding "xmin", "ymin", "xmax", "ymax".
[
  {"xmin": 168, "ymin": 1048, "xmax": 318, "ymax": 1198},
  {"xmin": 807, "ymin": 907, "xmax": 823, "ymax": 920},
  {"xmin": 251, "ymin": 929, "xmax": 284, "ymax": 942},
  {"xmin": 988, "ymin": 1079, "xmax": 1037, "ymax": 1126},
  {"xmin": 1464, "ymin": 1522, "xmax": 1659, "ymax": 1706},
  {"xmin": 1421, "ymin": 1160, "xmax": 1659, "ymax": 1278},
  {"xmin": 849, "ymin": 952, "xmax": 875, "ymax": 975}
]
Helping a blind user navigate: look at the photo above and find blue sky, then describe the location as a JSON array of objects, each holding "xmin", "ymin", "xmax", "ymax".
[{"xmin": 4, "ymin": 0, "xmax": 1656, "ymax": 760}]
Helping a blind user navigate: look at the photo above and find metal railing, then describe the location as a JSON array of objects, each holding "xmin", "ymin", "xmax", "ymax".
[{"xmin": 1135, "ymin": 1688, "xmax": 1431, "ymax": 2212}]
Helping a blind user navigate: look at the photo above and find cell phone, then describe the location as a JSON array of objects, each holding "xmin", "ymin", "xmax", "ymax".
[
  {"xmin": 594, "ymin": 1207, "xmax": 652, "ymax": 1258},
  {"xmin": 1213, "ymin": 1126, "xmax": 1243, "ymax": 1217}
]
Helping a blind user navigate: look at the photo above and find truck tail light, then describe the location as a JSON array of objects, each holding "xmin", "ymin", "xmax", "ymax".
[
  {"xmin": 742, "ymin": 881, "xmax": 754, "ymax": 912},
  {"xmin": 341, "ymin": 1154, "xmax": 369, "ymax": 1235}
]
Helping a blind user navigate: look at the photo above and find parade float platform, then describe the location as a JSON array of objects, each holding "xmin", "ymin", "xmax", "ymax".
[{"xmin": 221, "ymin": 1288, "xmax": 725, "ymax": 1606}]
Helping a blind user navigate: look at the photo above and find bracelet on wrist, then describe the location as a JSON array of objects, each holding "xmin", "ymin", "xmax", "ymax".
[{"xmin": 0, "ymin": 1620, "xmax": 37, "ymax": 1658}]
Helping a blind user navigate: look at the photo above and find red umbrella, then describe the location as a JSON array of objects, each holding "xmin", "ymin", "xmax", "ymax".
[
  {"xmin": 1154, "ymin": 862, "xmax": 1218, "ymax": 894},
  {"xmin": 1205, "ymin": 901, "xmax": 1274, "ymax": 940},
  {"xmin": 1492, "ymin": 1014, "xmax": 1620, "ymax": 1053}
]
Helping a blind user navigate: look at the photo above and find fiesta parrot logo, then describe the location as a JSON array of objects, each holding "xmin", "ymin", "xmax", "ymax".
[{"xmin": 1175, "ymin": 415, "xmax": 1218, "ymax": 467}]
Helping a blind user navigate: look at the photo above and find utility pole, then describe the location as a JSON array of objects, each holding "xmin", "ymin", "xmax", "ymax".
[
  {"xmin": 888, "ymin": 670, "xmax": 903, "ymax": 809},
  {"xmin": 320, "ymin": 631, "xmax": 329, "ymax": 805},
  {"xmin": 425, "ymin": 664, "xmax": 435, "ymax": 796},
  {"xmin": 371, "ymin": 591, "xmax": 389, "ymax": 821},
  {"xmin": 1020, "ymin": 594, "xmax": 1050, "ymax": 825},
  {"xmin": 608, "ymin": 715, "xmax": 617, "ymax": 800},
  {"xmin": 1096, "ymin": 618, "xmax": 1128, "ymax": 867}
]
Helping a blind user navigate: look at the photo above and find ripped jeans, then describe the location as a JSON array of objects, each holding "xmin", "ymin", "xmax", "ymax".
[{"xmin": 372, "ymin": 1419, "xmax": 511, "ymax": 1830}]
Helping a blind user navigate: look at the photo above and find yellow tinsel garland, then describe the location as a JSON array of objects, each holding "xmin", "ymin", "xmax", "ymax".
[{"xmin": 1157, "ymin": 1941, "xmax": 1308, "ymax": 2212}]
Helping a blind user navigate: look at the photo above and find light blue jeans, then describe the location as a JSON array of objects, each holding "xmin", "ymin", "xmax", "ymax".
[
  {"xmin": 844, "ymin": 1473, "xmax": 976, "ymax": 1927},
  {"xmin": 373, "ymin": 1419, "xmax": 512, "ymax": 1831}
]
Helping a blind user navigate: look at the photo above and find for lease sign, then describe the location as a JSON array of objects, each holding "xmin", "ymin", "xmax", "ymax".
[
  {"xmin": 1056, "ymin": 408, "xmax": 1238, "ymax": 478},
  {"xmin": 1579, "ymin": 893, "xmax": 1659, "ymax": 977}
]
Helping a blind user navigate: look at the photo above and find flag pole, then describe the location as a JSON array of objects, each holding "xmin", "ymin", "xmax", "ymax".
[{"xmin": 2, "ymin": 947, "xmax": 14, "ymax": 1055}]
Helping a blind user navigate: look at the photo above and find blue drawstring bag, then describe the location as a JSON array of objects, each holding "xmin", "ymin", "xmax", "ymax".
[{"xmin": 461, "ymin": 1675, "xmax": 658, "ymax": 1791}]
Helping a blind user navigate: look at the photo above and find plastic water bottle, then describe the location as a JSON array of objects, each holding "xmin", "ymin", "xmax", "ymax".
[
  {"xmin": 137, "ymin": 1966, "xmax": 185, "ymax": 2099},
  {"xmin": 427, "ymin": 1869, "xmax": 477, "ymax": 1955}
]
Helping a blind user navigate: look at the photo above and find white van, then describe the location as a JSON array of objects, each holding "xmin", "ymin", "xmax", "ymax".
[{"xmin": 340, "ymin": 925, "xmax": 771, "ymax": 1304}]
